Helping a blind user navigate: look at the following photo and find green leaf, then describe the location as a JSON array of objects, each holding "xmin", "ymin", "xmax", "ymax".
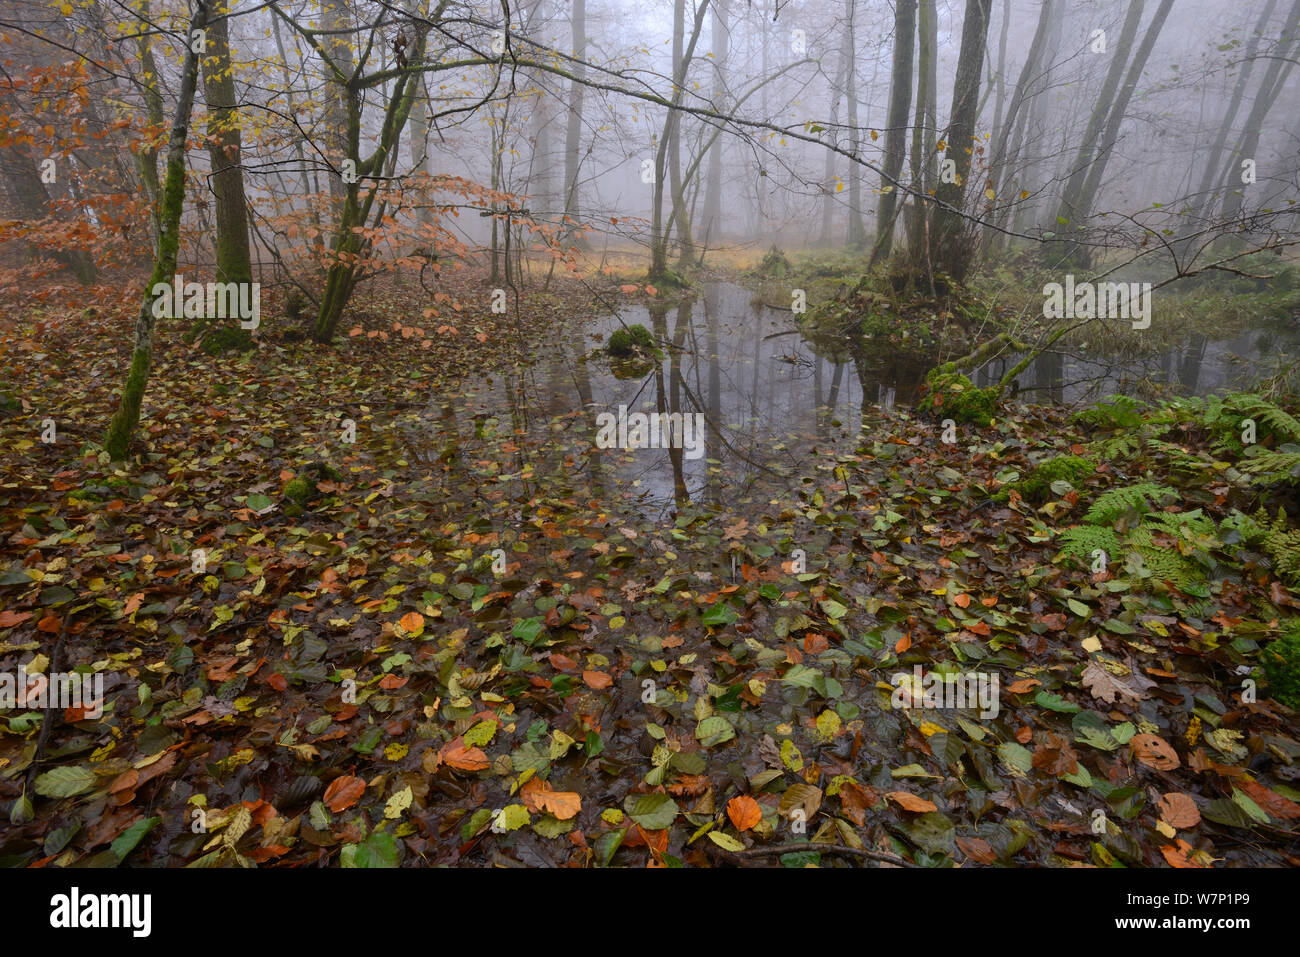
[
  {"xmin": 624, "ymin": 793, "xmax": 680, "ymax": 830},
  {"xmin": 343, "ymin": 831, "xmax": 401, "ymax": 867},
  {"xmin": 34, "ymin": 765, "xmax": 97, "ymax": 798},
  {"xmin": 512, "ymin": 616, "xmax": 545, "ymax": 645},
  {"xmin": 1034, "ymin": 691, "xmax": 1081, "ymax": 713},
  {"xmin": 708, "ymin": 831, "xmax": 745, "ymax": 851},
  {"xmin": 110, "ymin": 816, "xmax": 160, "ymax": 863},
  {"xmin": 1067, "ymin": 598, "xmax": 1091, "ymax": 618},
  {"xmin": 702, "ymin": 602, "xmax": 738, "ymax": 627},
  {"xmin": 820, "ymin": 599, "xmax": 848, "ymax": 620},
  {"xmin": 696, "ymin": 715, "xmax": 735, "ymax": 747}
]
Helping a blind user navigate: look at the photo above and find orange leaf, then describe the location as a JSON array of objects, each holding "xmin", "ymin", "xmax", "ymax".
[
  {"xmin": 886, "ymin": 791, "xmax": 937, "ymax": 813},
  {"xmin": 0, "ymin": 610, "xmax": 33, "ymax": 628},
  {"xmin": 323, "ymin": 775, "xmax": 365, "ymax": 812},
  {"xmin": 378, "ymin": 674, "xmax": 408, "ymax": 690},
  {"xmin": 398, "ymin": 611, "xmax": 424, "ymax": 634},
  {"xmin": 520, "ymin": 777, "xmax": 583, "ymax": 819},
  {"xmin": 727, "ymin": 795, "xmax": 762, "ymax": 831},
  {"xmin": 1006, "ymin": 678, "xmax": 1041, "ymax": 694},
  {"xmin": 37, "ymin": 614, "xmax": 61, "ymax": 633},
  {"xmin": 442, "ymin": 741, "xmax": 490, "ymax": 771},
  {"xmin": 1160, "ymin": 839, "xmax": 1204, "ymax": 868},
  {"xmin": 582, "ymin": 670, "xmax": 612, "ymax": 689},
  {"xmin": 953, "ymin": 593, "xmax": 971, "ymax": 608}
]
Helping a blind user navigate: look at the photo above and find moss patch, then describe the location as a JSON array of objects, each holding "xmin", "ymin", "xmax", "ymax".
[
  {"xmin": 922, "ymin": 370, "xmax": 999, "ymax": 428},
  {"xmin": 198, "ymin": 325, "xmax": 255, "ymax": 357},
  {"xmin": 608, "ymin": 323, "xmax": 655, "ymax": 358}
]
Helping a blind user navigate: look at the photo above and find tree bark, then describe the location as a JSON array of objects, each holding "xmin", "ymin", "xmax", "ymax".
[
  {"xmin": 201, "ymin": 0, "xmax": 253, "ymax": 285},
  {"xmin": 104, "ymin": 1, "xmax": 210, "ymax": 460},
  {"xmin": 871, "ymin": 0, "xmax": 916, "ymax": 264},
  {"xmin": 930, "ymin": 0, "xmax": 993, "ymax": 280}
]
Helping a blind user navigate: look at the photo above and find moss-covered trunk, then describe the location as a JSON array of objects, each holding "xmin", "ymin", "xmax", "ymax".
[
  {"xmin": 104, "ymin": 1, "xmax": 208, "ymax": 460},
  {"xmin": 201, "ymin": 1, "xmax": 253, "ymax": 286}
]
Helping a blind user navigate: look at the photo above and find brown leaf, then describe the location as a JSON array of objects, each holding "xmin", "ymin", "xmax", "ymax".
[
  {"xmin": 838, "ymin": 780, "xmax": 878, "ymax": 826},
  {"xmin": 323, "ymin": 775, "xmax": 365, "ymax": 812},
  {"xmin": 956, "ymin": 836, "xmax": 997, "ymax": 864},
  {"xmin": 1131, "ymin": 734, "xmax": 1180, "ymax": 770},
  {"xmin": 582, "ymin": 670, "xmax": 612, "ymax": 689},
  {"xmin": 1157, "ymin": 792, "xmax": 1201, "ymax": 829},
  {"xmin": 1238, "ymin": 780, "xmax": 1300, "ymax": 820},
  {"xmin": 1081, "ymin": 660, "xmax": 1154, "ymax": 706},
  {"xmin": 1032, "ymin": 734, "xmax": 1080, "ymax": 776}
]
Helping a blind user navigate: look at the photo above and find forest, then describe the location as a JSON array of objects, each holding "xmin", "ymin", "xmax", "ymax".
[{"xmin": 0, "ymin": 0, "xmax": 1298, "ymax": 873}]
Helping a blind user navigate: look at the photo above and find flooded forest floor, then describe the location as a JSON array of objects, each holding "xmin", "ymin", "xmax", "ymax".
[{"xmin": 2, "ymin": 259, "xmax": 1300, "ymax": 868}]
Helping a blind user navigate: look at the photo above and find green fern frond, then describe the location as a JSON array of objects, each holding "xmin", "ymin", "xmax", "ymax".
[
  {"xmin": 1225, "ymin": 394, "xmax": 1300, "ymax": 443},
  {"xmin": 1237, "ymin": 446, "xmax": 1300, "ymax": 486},
  {"xmin": 1256, "ymin": 508, "xmax": 1300, "ymax": 587},
  {"xmin": 1057, "ymin": 525, "xmax": 1123, "ymax": 563},
  {"xmin": 1085, "ymin": 483, "xmax": 1178, "ymax": 526}
]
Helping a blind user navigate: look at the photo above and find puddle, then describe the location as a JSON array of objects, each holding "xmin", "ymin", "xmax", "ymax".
[{"xmin": 413, "ymin": 282, "xmax": 1300, "ymax": 517}]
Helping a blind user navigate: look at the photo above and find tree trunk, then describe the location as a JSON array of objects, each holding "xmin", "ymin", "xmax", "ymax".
[
  {"xmin": 104, "ymin": 1, "xmax": 209, "ymax": 460},
  {"xmin": 201, "ymin": 0, "xmax": 252, "ymax": 285},
  {"xmin": 1049, "ymin": 0, "xmax": 1146, "ymax": 260},
  {"xmin": 870, "ymin": 0, "xmax": 916, "ymax": 265},
  {"xmin": 1182, "ymin": 0, "xmax": 1277, "ymax": 240},
  {"xmin": 563, "ymin": 0, "xmax": 587, "ymax": 236},
  {"xmin": 905, "ymin": 0, "xmax": 937, "ymax": 254},
  {"xmin": 930, "ymin": 0, "xmax": 993, "ymax": 280},
  {"xmin": 983, "ymin": 0, "xmax": 1054, "ymax": 249},
  {"xmin": 1072, "ymin": 0, "xmax": 1176, "ymax": 232},
  {"xmin": 844, "ymin": 0, "xmax": 866, "ymax": 247},
  {"xmin": 1213, "ymin": 0, "xmax": 1300, "ymax": 245},
  {"xmin": 702, "ymin": 0, "xmax": 728, "ymax": 252}
]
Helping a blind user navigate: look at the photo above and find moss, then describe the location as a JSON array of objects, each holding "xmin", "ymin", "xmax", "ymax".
[
  {"xmin": 608, "ymin": 324, "xmax": 655, "ymax": 358},
  {"xmin": 282, "ymin": 478, "xmax": 314, "ymax": 505},
  {"xmin": 923, "ymin": 370, "xmax": 999, "ymax": 427},
  {"xmin": 198, "ymin": 326, "xmax": 255, "ymax": 356},
  {"xmin": 1002, "ymin": 454, "xmax": 1099, "ymax": 503},
  {"xmin": 281, "ymin": 462, "xmax": 343, "ymax": 510},
  {"xmin": 1263, "ymin": 620, "xmax": 1300, "ymax": 709}
]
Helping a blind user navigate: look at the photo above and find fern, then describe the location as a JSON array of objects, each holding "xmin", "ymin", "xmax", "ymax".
[
  {"xmin": 1256, "ymin": 509, "xmax": 1300, "ymax": 587},
  {"xmin": 1085, "ymin": 483, "xmax": 1178, "ymax": 526},
  {"xmin": 1127, "ymin": 525, "xmax": 1209, "ymax": 590},
  {"xmin": 1205, "ymin": 392, "xmax": 1300, "ymax": 454},
  {"xmin": 1085, "ymin": 433, "xmax": 1141, "ymax": 461},
  {"xmin": 1237, "ymin": 445, "xmax": 1300, "ymax": 487},
  {"xmin": 1057, "ymin": 525, "xmax": 1123, "ymax": 563},
  {"xmin": 1225, "ymin": 394, "xmax": 1300, "ymax": 443},
  {"xmin": 1072, "ymin": 394, "xmax": 1145, "ymax": 431}
]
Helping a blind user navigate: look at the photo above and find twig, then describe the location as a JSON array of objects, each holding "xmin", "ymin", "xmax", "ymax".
[{"xmin": 704, "ymin": 840, "xmax": 916, "ymax": 867}]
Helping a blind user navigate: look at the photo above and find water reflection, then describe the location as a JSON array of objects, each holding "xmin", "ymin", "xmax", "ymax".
[{"xmin": 417, "ymin": 281, "xmax": 1299, "ymax": 517}]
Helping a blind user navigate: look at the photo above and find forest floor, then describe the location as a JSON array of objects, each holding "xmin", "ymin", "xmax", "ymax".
[{"xmin": 1, "ymin": 261, "xmax": 1299, "ymax": 868}]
